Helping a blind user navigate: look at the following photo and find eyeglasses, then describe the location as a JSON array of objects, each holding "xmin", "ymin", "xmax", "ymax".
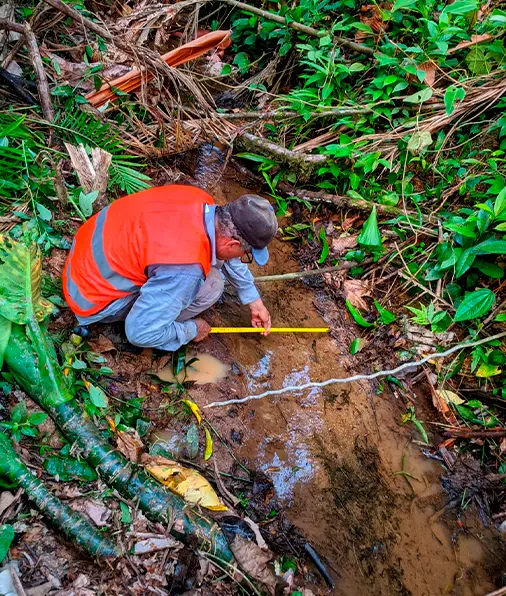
[{"xmin": 241, "ymin": 250, "xmax": 253, "ymax": 264}]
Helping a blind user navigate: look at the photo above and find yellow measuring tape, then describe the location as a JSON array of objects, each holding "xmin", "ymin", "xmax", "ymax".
[{"xmin": 210, "ymin": 327, "xmax": 329, "ymax": 333}]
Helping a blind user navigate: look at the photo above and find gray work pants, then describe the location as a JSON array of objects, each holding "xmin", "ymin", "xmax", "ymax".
[{"xmin": 77, "ymin": 266, "xmax": 225, "ymax": 325}]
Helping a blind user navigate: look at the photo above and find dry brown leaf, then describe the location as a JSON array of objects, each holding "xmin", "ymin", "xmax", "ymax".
[
  {"xmin": 89, "ymin": 334, "xmax": 116, "ymax": 354},
  {"xmin": 477, "ymin": 0, "xmax": 492, "ymax": 21},
  {"xmin": 331, "ymin": 235, "xmax": 357, "ymax": 256},
  {"xmin": 230, "ymin": 534, "xmax": 279, "ymax": 594},
  {"xmin": 418, "ymin": 61, "xmax": 436, "ymax": 87},
  {"xmin": 343, "ymin": 279, "xmax": 370, "ymax": 311},
  {"xmin": 0, "ymin": 491, "xmax": 16, "ymax": 517},
  {"xmin": 83, "ymin": 501, "xmax": 111, "ymax": 527},
  {"xmin": 500, "ymin": 438, "xmax": 506, "ymax": 455},
  {"xmin": 342, "ymin": 215, "xmax": 361, "ymax": 232},
  {"xmin": 431, "ymin": 391, "xmax": 458, "ymax": 424},
  {"xmin": 447, "ymin": 33, "xmax": 492, "ymax": 54},
  {"xmin": 116, "ymin": 428, "xmax": 144, "ymax": 463},
  {"xmin": 355, "ymin": 3, "xmax": 391, "ymax": 42}
]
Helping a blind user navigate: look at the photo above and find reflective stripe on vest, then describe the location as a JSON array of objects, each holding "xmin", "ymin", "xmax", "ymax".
[
  {"xmin": 65, "ymin": 206, "xmax": 140, "ymax": 311},
  {"xmin": 92, "ymin": 207, "xmax": 140, "ymax": 293},
  {"xmin": 64, "ymin": 244, "xmax": 97, "ymax": 312}
]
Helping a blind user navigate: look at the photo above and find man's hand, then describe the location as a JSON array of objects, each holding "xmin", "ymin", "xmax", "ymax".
[
  {"xmin": 193, "ymin": 318, "xmax": 211, "ymax": 342},
  {"xmin": 248, "ymin": 298, "xmax": 271, "ymax": 336}
]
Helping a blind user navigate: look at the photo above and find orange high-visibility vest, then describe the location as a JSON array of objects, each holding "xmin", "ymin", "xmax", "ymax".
[{"xmin": 62, "ymin": 185, "xmax": 214, "ymax": 318}]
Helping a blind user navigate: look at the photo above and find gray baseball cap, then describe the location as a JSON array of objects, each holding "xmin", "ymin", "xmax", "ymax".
[{"xmin": 229, "ymin": 194, "xmax": 278, "ymax": 266}]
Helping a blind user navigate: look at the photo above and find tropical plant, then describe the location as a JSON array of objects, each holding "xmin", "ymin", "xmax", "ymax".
[
  {"xmin": 0, "ymin": 233, "xmax": 233, "ymax": 562},
  {"xmin": 0, "ymin": 431, "xmax": 119, "ymax": 558}
]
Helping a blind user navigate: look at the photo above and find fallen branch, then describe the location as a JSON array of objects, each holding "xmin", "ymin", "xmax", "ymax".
[
  {"xmin": 0, "ymin": 18, "xmax": 24, "ymax": 34},
  {"xmin": 443, "ymin": 429, "xmax": 506, "ymax": 439},
  {"xmin": 254, "ymin": 262, "xmax": 365, "ymax": 283},
  {"xmin": 277, "ymin": 184, "xmax": 412, "ymax": 217},
  {"xmin": 218, "ymin": 0, "xmax": 377, "ymax": 56},
  {"xmin": 231, "ymin": 157, "xmax": 410, "ymax": 216},
  {"xmin": 24, "ymin": 22, "xmax": 54, "ymax": 121},
  {"xmin": 236, "ymin": 130, "xmax": 328, "ymax": 171},
  {"xmin": 204, "ymin": 331, "xmax": 506, "ymax": 408}
]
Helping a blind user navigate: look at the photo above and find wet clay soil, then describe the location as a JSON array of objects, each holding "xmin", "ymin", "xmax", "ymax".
[{"xmin": 183, "ymin": 173, "xmax": 504, "ymax": 595}]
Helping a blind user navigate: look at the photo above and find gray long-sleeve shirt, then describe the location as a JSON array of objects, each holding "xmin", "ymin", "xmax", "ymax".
[{"xmin": 76, "ymin": 204, "xmax": 261, "ymax": 351}]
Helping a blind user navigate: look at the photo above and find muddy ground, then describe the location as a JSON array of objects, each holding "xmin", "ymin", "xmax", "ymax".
[
  {"xmin": 183, "ymin": 172, "xmax": 505, "ymax": 595},
  {"xmin": 9, "ymin": 167, "xmax": 505, "ymax": 595}
]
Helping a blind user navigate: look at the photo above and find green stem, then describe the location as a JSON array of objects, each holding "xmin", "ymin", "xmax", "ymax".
[
  {"xmin": 0, "ymin": 432, "xmax": 119, "ymax": 558},
  {"xmin": 4, "ymin": 323, "xmax": 232, "ymax": 561}
]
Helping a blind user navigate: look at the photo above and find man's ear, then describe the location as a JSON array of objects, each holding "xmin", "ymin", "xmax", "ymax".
[{"xmin": 226, "ymin": 237, "xmax": 242, "ymax": 249}]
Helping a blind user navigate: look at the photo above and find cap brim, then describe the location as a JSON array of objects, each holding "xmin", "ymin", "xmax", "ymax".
[{"xmin": 252, "ymin": 247, "xmax": 269, "ymax": 266}]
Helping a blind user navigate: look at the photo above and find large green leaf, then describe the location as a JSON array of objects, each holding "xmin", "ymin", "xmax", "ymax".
[
  {"xmin": 0, "ymin": 315, "xmax": 11, "ymax": 368},
  {"xmin": 454, "ymin": 288, "xmax": 495, "ymax": 322},
  {"xmin": 358, "ymin": 206, "xmax": 382, "ymax": 249},
  {"xmin": 43, "ymin": 454, "xmax": 98, "ymax": 482},
  {"xmin": 471, "ymin": 239, "xmax": 506, "ymax": 255},
  {"xmin": 0, "ymin": 524, "xmax": 14, "ymax": 563},
  {"xmin": 0, "ymin": 236, "xmax": 53, "ymax": 324}
]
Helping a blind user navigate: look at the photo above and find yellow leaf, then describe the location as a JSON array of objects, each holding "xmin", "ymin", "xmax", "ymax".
[
  {"xmin": 182, "ymin": 399, "xmax": 202, "ymax": 424},
  {"xmin": 437, "ymin": 389, "xmax": 465, "ymax": 405},
  {"xmin": 146, "ymin": 460, "xmax": 227, "ymax": 511},
  {"xmin": 204, "ymin": 427, "xmax": 213, "ymax": 461}
]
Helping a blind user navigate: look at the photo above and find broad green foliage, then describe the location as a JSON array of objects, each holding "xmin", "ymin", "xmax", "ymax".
[
  {"xmin": 229, "ymin": 0, "xmax": 506, "ymax": 435},
  {"xmin": 0, "ymin": 524, "xmax": 14, "ymax": 563},
  {"xmin": 0, "ymin": 236, "xmax": 54, "ymax": 325}
]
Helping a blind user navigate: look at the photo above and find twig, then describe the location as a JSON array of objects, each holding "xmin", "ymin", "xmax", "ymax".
[
  {"xmin": 10, "ymin": 567, "xmax": 27, "ymax": 596},
  {"xmin": 218, "ymin": 0, "xmax": 377, "ymax": 56},
  {"xmin": 435, "ymin": 220, "xmax": 443, "ymax": 301},
  {"xmin": 443, "ymin": 429, "xmax": 506, "ymax": 439},
  {"xmin": 237, "ymin": 130, "xmax": 328, "ymax": 166},
  {"xmin": 212, "ymin": 459, "xmax": 240, "ymax": 508},
  {"xmin": 43, "ymin": 0, "xmax": 118, "ymax": 45},
  {"xmin": 2, "ymin": 36, "xmax": 24, "ymax": 68},
  {"xmin": 481, "ymin": 296, "xmax": 506, "ymax": 328},
  {"xmin": 204, "ymin": 331, "xmax": 506, "ymax": 408},
  {"xmin": 24, "ymin": 22, "xmax": 54, "ymax": 121},
  {"xmin": 0, "ymin": 19, "xmax": 24, "ymax": 34},
  {"xmin": 254, "ymin": 261, "xmax": 366, "ymax": 283}
]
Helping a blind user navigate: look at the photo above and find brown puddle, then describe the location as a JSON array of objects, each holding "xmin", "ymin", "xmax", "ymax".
[
  {"xmin": 155, "ymin": 352, "xmax": 230, "ymax": 385},
  {"xmin": 181, "ymin": 172, "xmax": 503, "ymax": 595}
]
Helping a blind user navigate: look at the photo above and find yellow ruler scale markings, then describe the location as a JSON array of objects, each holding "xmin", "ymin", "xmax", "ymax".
[{"xmin": 209, "ymin": 327, "xmax": 329, "ymax": 333}]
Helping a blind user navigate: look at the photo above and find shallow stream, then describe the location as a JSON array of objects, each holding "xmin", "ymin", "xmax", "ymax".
[{"xmin": 184, "ymin": 172, "xmax": 502, "ymax": 595}]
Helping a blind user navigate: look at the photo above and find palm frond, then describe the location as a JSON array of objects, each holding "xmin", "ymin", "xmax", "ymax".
[
  {"xmin": 53, "ymin": 111, "xmax": 152, "ymax": 193},
  {"xmin": 109, "ymin": 159, "xmax": 151, "ymax": 195},
  {"xmin": 53, "ymin": 111, "xmax": 123, "ymax": 154}
]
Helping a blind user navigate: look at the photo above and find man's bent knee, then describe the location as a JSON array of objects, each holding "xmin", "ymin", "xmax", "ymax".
[{"xmin": 177, "ymin": 267, "xmax": 224, "ymax": 322}]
